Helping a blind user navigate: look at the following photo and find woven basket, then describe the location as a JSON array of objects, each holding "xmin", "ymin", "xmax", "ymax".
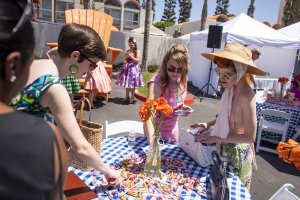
[{"xmin": 70, "ymin": 97, "xmax": 103, "ymax": 171}]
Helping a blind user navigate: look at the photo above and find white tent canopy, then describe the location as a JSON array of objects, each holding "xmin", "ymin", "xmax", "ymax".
[
  {"xmin": 130, "ymin": 25, "xmax": 171, "ymax": 37},
  {"xmin": 278, "ymin": 21, "xmax": 300, "ymax": 40},
  {"xmin": 188, "ymin": 13, "xmax": 300, "ymax": 95}
]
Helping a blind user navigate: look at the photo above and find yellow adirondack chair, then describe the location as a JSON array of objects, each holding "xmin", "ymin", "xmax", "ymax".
[{"xmin": 47, "ymin": 9, "xmax": 123, "ymax": 101}]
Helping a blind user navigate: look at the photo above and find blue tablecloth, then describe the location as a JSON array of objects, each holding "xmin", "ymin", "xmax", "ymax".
[
  {"xmin": 68, "ymin": 137, "xmax": 251, "ymax": 200},
  {"xmin": 256, "ymin": 102, "xmax": 300, "ymax": 141}
]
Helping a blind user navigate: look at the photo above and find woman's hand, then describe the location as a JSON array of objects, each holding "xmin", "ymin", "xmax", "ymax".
[
  {"xmin": 105, "ymin": 169, "xmax": 121, "ymax": 187},
  {"xmin": 194, "ymin": 135, "xmax": 220, "ymax": 144},
  {"xmin": 190, "ymin": 122, "xmax": 207, "ymax": 129},
  {"xmin": 173, "ymin": 105, "xmax": 193, "ymax": 116}
]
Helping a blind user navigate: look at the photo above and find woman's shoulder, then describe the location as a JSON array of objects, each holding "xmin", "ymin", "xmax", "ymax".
[{"xmin": 149, "ymin": 73, "xmax": 161, "ymax": 83}]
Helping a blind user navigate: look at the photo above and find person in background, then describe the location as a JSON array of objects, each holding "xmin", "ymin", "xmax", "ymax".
[
  {"xmin": 290, "ymin": 74, "xmax": 300, "ymax": 99},
  {"xmin": 0, "ymin": 0, "xmax": 68, "ymax": 199},
  {"xmin": 247, "ymin": 48, "xmax": 261, "ymax": 89},
  {"xmin": 116, "ymin": 37, "xmax": 144, "ymax": 104},
  {"xmin": 84, "ymin": 60, "xmax": 112, "ymax": 108},
  {"xmin": 9, "ymin": 23, "xmax": 120, "ymax": 185},
  {"xmin": 191, "ymin": 44, "xmax": 267, "ymax": 191},
  {"xmin": 145, "ymin": 43, "xmax": 193, "ymax": 144}
]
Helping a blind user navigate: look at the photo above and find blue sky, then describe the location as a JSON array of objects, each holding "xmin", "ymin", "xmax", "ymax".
[{"xmin": 153, "ymin": 0, "xmax": 281, "ymax": 24}]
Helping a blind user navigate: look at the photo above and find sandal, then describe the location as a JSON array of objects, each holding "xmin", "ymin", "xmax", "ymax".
[
  {"xmin": 122, "ymin": 97, "xmax": 129, "ymax": 102},
  {"xmin": 129, "ymin": 97, "xmax": 135, "ymax": 104}
]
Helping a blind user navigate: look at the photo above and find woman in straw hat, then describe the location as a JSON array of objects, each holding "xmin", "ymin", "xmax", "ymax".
[{"xmin": 191, "ymin": 43, "xmax": 267, "ymax": 190}]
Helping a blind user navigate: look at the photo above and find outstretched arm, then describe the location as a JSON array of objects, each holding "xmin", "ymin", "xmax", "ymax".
[{"xmin": 40, "ymin": 84, "xmax": 120, "ymax": 185}]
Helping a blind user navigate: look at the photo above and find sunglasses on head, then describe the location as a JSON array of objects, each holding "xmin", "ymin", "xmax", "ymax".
[
  {"xmin": 80, "ymin": 53, "xmax": 98, "ymax": 71},
  {"xmin": 0, "ymin": 0, "xmax": 32, "ymax": 40},
  {"xmin": 214, "ymin": 68, "xmax": 236, "ymax": 81},
  {"xmin": 167, "ymin": 65, "xmax": 185, "ymax": 74}
]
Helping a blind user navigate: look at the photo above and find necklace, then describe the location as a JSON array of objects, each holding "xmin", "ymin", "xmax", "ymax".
[{"xmin": 173, "ymin": 81, "xmax": 183, "ymax": 106}]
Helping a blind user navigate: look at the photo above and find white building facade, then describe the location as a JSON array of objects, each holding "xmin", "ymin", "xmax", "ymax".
[{"xmin": 36, "ymin": 0, "xmax": 152, "ymax": 32}]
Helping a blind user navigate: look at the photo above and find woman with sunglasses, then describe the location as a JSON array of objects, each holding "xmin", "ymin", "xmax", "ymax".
[
  {"xmin": 191, "ymin": 43, "xmax": 267, "ymax": 191},
  {"xmin": 9, "ymin": 23, "xmax": 121, "ymax": 186},
  {"xmin": 145, "ymin": 43, "xmax": 192, "ymax": 144},
  {"xmin": 116, "ymin": 37, "xmax": 144, "ymax": 104},
  {"xmin": 0, "ymin": 0, "xmax": 68, "ymax": 199}
]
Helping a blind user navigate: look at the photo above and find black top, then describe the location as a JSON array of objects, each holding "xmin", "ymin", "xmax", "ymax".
[{"xmin": 0, "ymin": 111, "xmax": 55, "ymax": 200}]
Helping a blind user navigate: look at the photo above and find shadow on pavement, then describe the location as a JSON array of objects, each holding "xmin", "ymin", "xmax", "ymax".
[{"xmin": 257, "ymin": 151, "xmax": 300, "ymax": 176}]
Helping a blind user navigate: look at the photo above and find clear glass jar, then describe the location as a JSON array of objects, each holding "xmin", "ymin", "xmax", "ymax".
[{"xmin": 144, "ymin": 134, "xmax": 163, "ymax": 177}]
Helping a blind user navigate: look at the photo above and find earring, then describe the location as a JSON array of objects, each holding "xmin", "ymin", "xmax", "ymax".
[
  {"xmin": 10, "ymin": 75, "xmax": 17, "ymax": 82},
  {"xmin": 69, "ymin": 64, "xmax": 79, "ymax": 75}
]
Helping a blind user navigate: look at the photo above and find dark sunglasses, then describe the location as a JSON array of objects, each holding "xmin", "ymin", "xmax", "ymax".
[
  {"xmin": 0, "ymin": 0, "xmax": 32, "ymax": 40},
  {"xmin": 167, "ymin": 65, "xmax": 185, "ymax": 74},
  {"xmin": 80, "ymin": 53, "xmax": 98, "ymax": 70},
  {"xmin": 214, "ymin": 68, "xmax": 236, "ymax": 81}
]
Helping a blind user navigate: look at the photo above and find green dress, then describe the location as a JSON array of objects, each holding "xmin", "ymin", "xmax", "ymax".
[
  {"xmin": 224, "ymin": 143, "xmax": 252, "ymax": 190},
  {"xmin": 61, "ymin": 75, "xmax": 80, "ymax": 94}
]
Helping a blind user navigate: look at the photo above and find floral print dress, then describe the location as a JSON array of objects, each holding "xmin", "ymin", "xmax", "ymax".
[{"xmin": 115, "ymin": 58, "xmax": 144, "ymax": 88}]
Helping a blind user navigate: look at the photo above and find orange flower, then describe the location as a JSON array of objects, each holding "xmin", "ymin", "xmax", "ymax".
[
  {"xmin": 278, "ymin": 76, "xmax": 289, "ymax": 84},
  {"xmin": 139, "ymin": 97, "xmax": 173, "ymax": 123}
]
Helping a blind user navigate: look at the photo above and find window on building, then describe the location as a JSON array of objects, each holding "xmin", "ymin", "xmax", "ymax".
[
  {"xmin": 123, "ymin": 11, "xmax": 139, "ymax": 31},
  {"xmin": 104, "ymin": 0, "xmax": 121, "ymax": 30},
  {"xmin": 40, "ymin": 0, "xmax": 74, "ymax": 22},
  {"xmin": 104, "ymin": 7, "xmax": 121, "ymax": 29},
  {"xmin": 123, "ymin": 2, "xmax": 140, "ymax": 31}
]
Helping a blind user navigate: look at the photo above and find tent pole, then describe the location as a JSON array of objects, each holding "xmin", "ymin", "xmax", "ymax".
[{"xmin": 293, "ymin": 49, "xmax": 300, "ymax": 77}]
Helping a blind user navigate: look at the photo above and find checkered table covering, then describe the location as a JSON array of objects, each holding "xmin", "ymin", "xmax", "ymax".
[
  {"xmin": 68, "ymin": 137, "xmax": 251, "ymax": 200},
  {"xmin": 256, "ymin": 102, "xmax": 300, "ymax": 141}
]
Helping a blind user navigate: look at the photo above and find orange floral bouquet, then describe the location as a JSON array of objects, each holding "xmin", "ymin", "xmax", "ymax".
[
  {"xmin": 278, "ymin": 77, "xmax": 289, "ymax": 100},
  {"xmin": 139, "ymin": 97, "xmax": 173, "ymax": 177}
]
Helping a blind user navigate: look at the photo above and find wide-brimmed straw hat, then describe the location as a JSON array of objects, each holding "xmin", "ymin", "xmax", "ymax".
[{"xmin": 202, "ymin": 43, "xmax": 267, "ymax": 76}]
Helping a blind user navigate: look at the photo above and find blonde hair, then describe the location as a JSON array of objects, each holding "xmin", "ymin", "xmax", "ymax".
[{"xmin": 158, "ymin": 43, "xmax": 190, "ymax": 94}]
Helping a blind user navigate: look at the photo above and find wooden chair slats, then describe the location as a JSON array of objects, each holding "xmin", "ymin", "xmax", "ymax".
[{"xmin": 79, "ymin": 9, "xmax": 87, "ymax": 25}]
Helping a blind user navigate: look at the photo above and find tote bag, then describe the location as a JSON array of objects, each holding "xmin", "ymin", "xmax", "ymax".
[
  {"xmin": 179, "ymin": 129, "xmax": 216, "ymax": 167},
  {"xmin": 70, "ymin": 97, "xmax": 103, "ymax": 171}
]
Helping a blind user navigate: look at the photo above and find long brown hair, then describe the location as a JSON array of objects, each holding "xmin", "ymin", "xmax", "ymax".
[
  {"xmin": 158, "ymin": 43, "xmax": 190, "ymax": 94},
  {"xmin": 128, "ymin": 36, "xmax": 137, "ymax": 57}
]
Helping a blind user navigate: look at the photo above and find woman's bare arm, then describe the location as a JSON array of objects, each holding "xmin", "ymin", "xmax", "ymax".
[{"xmin": 40, "ymin": 84, "xmax": 120, "ymax": 184}]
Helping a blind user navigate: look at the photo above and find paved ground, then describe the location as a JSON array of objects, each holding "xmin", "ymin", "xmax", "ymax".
[{"xmin": 80, "ymin": 75, "xmax": 300, "ymax": 199}]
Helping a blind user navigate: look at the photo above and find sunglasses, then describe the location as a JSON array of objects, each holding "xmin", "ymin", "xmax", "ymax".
[
  {"xmin": 167, "ymin": 65, "xmax": 185, "ymax": 74},
  {"xmin": 214, "ymin": 68, "xmax": 236, "ymax": 81},
  {"xmin": 0, "ymin": 0, "xmax": 32, "ymax": 40},
  {"xmin": 80, "ymin": 53, "xmax": 98, "ymax": 71}
]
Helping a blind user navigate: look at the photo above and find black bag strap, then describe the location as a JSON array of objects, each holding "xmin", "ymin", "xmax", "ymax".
[{"xmin": 211, "ymin": 151, "xmax": 229, "ymax": 200}]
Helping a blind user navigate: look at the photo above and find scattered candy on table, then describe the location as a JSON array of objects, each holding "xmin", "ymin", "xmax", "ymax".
[{"xmin": 96, "ymin": 155, "xmax": 207, "ymax": 199}]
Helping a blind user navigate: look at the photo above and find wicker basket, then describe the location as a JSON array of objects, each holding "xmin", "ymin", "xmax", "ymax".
[{"xmin": 70, "ymin": 97, "xmax": 103, "ymax": 171}]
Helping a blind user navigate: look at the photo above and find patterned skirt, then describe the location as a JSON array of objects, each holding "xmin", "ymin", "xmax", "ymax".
[
  {"xmin": 115, "ymin": 61, "xmax": 144, "ymax": 88},
  {"xmin": 61, "ymin": 75, "xmax": 81, "ymax": 94},
  {"xmin": 224, "ymin": 143, "xmax": 252, "ymax": 191}
]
